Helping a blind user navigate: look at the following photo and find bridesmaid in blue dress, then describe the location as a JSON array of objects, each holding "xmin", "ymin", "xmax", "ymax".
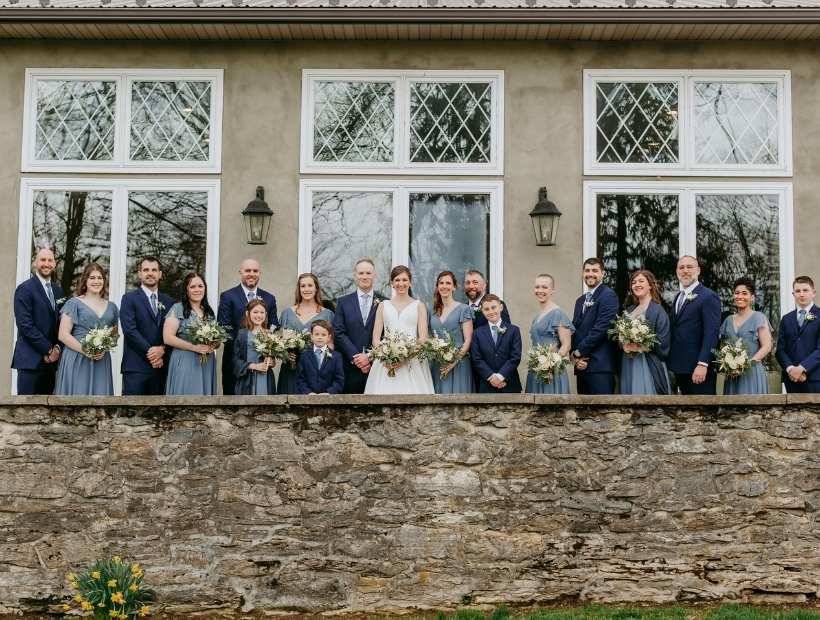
[
  {"xmin": 720, "ymin": 276, "xmax": 773, "ymax": 395},
  {"xmin": 163, "ymin": 272, "xmax": 220, "ymax": 395},
  {"xmin": 233, "ymin": 298, "xmax": 276, "ymax": 395},
  {"xmin": 525, "ymin": 273, "xmax": 574, "ymax": 395},
  {"xmin": 277, "ymin": 273, "xmax": 334, "ymax": 394},
  {"xmin": 428, "ymin": 270, "xmax": 474, "ymax": 393},
  {"xmin": 55, "ymin": 263, "xmax": 118, "ymax": 396},
  {"xmin": 619, "ymin": 270, "xmax": 671, "ymax": 395}
]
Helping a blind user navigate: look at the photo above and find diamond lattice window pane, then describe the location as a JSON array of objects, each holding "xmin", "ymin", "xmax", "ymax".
[
  {"xmin": 693, "ymin": 82, "xmax": 779, "ymax": 166},
  {"xmin": 35, "ymin": 80, "xmax": 116, "ymax": 161},
  {"xmin": 130, "ymin": 81, "xmax": 212, "ymax": 162},
  {"xmin": 596, "ymin": 81, "xmax": 679, "ymax": 164},
  {"xmin": 409, "ymin": 81, "xmax": 493, "ymax": 164},
  {"xmin": 313, "ymin": 81, "xmax": 395, "ymax": 163}
]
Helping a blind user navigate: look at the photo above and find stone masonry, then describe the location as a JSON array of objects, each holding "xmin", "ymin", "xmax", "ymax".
[{"xmin": 0, "ymin": 394, "xmax": 819, "ymax": 615}]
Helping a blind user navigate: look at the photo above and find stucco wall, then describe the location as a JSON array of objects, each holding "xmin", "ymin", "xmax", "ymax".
[
  {"xmin": 0, "ymin": 39, "xmax": 818, "ymax": 394},
  {"xmin": 0, "ymin": 395, "xmax": 818, "ymax": 615}
]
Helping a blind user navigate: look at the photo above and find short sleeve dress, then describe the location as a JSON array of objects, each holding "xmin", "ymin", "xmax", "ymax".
[
  {"xmin": 525, "ymin": 307, "xmax": 574, "ymax": 395},
  {"xmin": 276, "ymin": 306, "xmax": 334, "ymax": 394},
  {"xmin": 719, "ymin": 311, "xmax": 771, "ymax": 395},
  {"xmin": 165, "ymin": 303, "xmax": 217, "ymax": 396},
  {"xmin": 429, "ymin": 302, "xmax": 474, "ymax": 394}
]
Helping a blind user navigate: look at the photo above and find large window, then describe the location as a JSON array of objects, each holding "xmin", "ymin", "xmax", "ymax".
[
  {"xmin": 584, "ymin": 181, "xmax": 793, "ymax": 330},
  {"xmin": 22, "ymin": 69, "xmax": 223, "ymax": 173},
  {"xmin": 584, "ymin": 70, "xmax": 791, "ymax": 176},
  {"xmin": 300, "ymin": 70, "xmax": 504, "ymax": 175},
  {"xmin": 299, "ymin": 180, "xmax": 503, "ymax": 305}
]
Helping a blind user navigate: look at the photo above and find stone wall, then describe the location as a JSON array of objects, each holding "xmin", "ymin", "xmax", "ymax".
[{"xmin": 1, "ymin": 395, "xmax": 819, "ymax": 616}]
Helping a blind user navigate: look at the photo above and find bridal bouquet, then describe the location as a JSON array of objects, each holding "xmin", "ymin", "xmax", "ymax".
[
  {"xmin": 271, "ymin": 328, "xmax": 312, "ymax": 368},
  {"xmin": 527, "ymin": 344, "xmax": 568, "ymax": 385},
  {"xmin": 713, "ymin": 338, "xmax": 753, "ymax": 379},
  {"xmin": 81, "ymin": 326, "xmax": 118, "ymax": 358},
  {"xmin": 252, "ymin": 329, "xmax": 279, "ymax": 360},
  {"xmin": 184, "ymin": 318, "xmax": 231, "ymax": 364},
  {"xmin": 607, "ymin": 312, "xmax": 658, "ymax": 357},
  {"xmin": 422, "ymin": 331, "xmax": 463, "ymax": 380},
  {"xmin": 369, "ymin": 330, "xmax": 422, "ymax": 378}
]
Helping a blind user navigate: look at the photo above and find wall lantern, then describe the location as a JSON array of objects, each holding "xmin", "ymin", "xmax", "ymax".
[
  {"xmin": 528, "ymin": 187, "xmax": 562, "ymax": 246},
  {"xmin": 242, "ymin": 186, "xmax": 273, "ymax": 245}
]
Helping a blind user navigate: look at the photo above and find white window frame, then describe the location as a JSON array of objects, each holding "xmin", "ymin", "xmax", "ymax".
[
  {"xmin": 22, "ymin": 68, "xmax": 224, "ymax": 174},
  {"xmin": 298, "ymin": 179, "xmax": 504, "ymax": 298},
  {"xmin": 300, "ymin": 69, "xmax": 504, "ymax": 176},
  {"xmin": 14, "ymin": 176, "xmax": 221, "ymax": 395},
  {"xmin": 583, "ymin": 69, "xmax": 792, "ymax": 177},
  {"xmin": 583, "ymin": 180, "xmax": 794, "ymax": 317}
]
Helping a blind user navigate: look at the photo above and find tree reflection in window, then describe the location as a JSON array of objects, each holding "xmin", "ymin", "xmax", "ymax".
[
  {"xmin": 126, "ymin": 191, "xmax": 208, "ymax": 299},
  {"xmin": 31, "ymin": 190, "xmax": 113, "ymax": 295},
  {"xmin": 597, "ymin": 193, "xmax": 680, "ymax": 306},
  {"xmin": 311, "ymin": 191, "xmax": 393, "ymax": 303},
  {"xmin": 696, "ymin": 194, "xmax": 780, "ymax": 330},
  {"xmin": 408, "ymin": 193, "xmax": 490, "ymax": 304}
]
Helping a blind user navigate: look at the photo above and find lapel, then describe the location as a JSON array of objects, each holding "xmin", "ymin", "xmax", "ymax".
[
  {"xmin": 797, "ymin": 304, "xmax": 815, "ymax": 336},
  {"xmin": 137, "ymin": 288, "xmax": 160, "ymax": 323},
  {"xmin": 307, "ymin": 348, "xmax": 321, "ymax": 372},
  {"xmin": 31, "ymin": 276, "xmax": 55, "ymax": 314},
  {"xmin": 674, "ymin": 283, "xmax": 700, "ymax": 322},
  {"xmin": 488, "ymin": 322, "xmax": 506, "ymax": 350},
  {"xmin": 579, "ymin": 287, "xmax": 601, "ymax": 327}
]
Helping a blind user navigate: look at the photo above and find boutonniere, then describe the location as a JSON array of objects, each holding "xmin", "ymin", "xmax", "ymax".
[
  {"xmin": 497, "ymin": 326, "xmax": 508, "ymax": 335},
  {"xmin": 55, "ymin": 297, "xmax": 67, "ymax": 307},
  {"xmin": 583, "ymin": 300, "xmax": 595, "ymax": 309},
  {"xmin": 156, "ymin": 301, "xmax": 166, "ymax": 313},
  {"xmin": 372, "ymin": 298, "xmax": 380, "ymax": 308},
  {"xmin": 685, "ymin": 292, "xmax": 698, "ymax": 302},
  {"xmin": 806, "ymin": 312, "xmax": 816, "ymax": 322},
  {"xmin": 322, "ymin": 348, "xmax": 333, "ymax": 361}
]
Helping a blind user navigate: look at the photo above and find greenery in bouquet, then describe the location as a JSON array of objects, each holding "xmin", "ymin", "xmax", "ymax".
[
  {"xmin": 63, "ymin": 555, "xmax": 154, "ymax": 619},
  {"xmin": 713, "ymin": 338, "xmax": 753, "ymax": 379},
  {"xmin": 422, "ymin": 331, "xmax": 464, "ymax": 380},
  {"xmin": 368, "ymin": 329, "xmax": 422, "ymax": 378},
  {"xmin": 80, "ymin": 326, "xmax": 119, "ymax": 358},
  {"xmin": 272, "ymin": 328, "xmax": 312, "ymax": 368},
  {"xmin": 183, "ymin": 317, "xmax": 231, "ymax": 364},
  {"xmin": 527, "ymin": 343, "xmax": 568, "ymax": 385},
  {"xmin": 607, "ymin": 312, "xmax": 658, "ymax": 357}
]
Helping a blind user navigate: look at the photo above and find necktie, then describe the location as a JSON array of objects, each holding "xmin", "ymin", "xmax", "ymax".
[
  {"xmin": 360, "ymin": 293, "xmax": 370, "ymax": 323},
  {"xmin": 247, "ymin": 290, "xmax": 256, "ymax": 301},
  {"xmin": 491, "ymin": 324, "xmax": 499, "ymax": 345},
  {"xmin": 150, "ymin": 292, "xmax": 158, "ymax": 316},
  {"xmin": 676, "ymin": 292, "xmax": 686, "ymax": 314},
  {"xmin": 798, "ymin": 308, "xmax": 807, "ymax": 327},
  {"xmin": 45, "ymin": 282, "xmax": 55, "ymax": 310},
  {"xmin": 582, "ymin": 292, "xmax": 592, "ymax": 314},
  {"xmin": 315, "ymin": 348, "xmax": 324, "ymax": 368}
]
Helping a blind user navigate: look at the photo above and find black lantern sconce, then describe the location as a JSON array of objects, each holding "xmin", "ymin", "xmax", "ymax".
[
  {"xmin": 242, "ymin": 186, "xmax": 273, "ymax": 245},
  {"xmin": 528, "ymin": 187, "xmax": 562, "ymax": 246}
]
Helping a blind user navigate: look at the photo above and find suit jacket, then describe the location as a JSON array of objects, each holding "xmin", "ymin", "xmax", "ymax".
[
  {"xmin": 776, "ymin": 304, "xmax": 820, "ymax": 383},
  {"xmin": 572, "ymin": 284, "xmax": 619, "ymax": 374},
  {"xmin": 232, "ymin": 328, "xmax": 276, "ymax": 395},
  {"xmin": 12, "ymin": 276, "xmax": 64, "ymax": 371},
  {"xmin": 296, "ymin": 348, "xmax": 345, "ymax": 394},
  {"xmin": 217, "ymin": 284, "xmax": 278, "ymax": 374},
  {"xmin": 469, "ymin": 296, "xmax": 511, "ymax": 330},
  {"xmin": 120, "ymin": 288, "xmax": 175, "ymax": 374},
  {"xmin": 332, "ymin": 291, "xmax": 381, "ymax": 363},
  {"xmin": 668, "ymin": 283, "xmax": 721, "ymax": 374},
  {"xmin": 470, "ymin": 321, "xmax": 522, "ymax": 393}
]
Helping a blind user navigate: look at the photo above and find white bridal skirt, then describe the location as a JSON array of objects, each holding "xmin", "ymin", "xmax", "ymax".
[{"xmin": 364, "ymin": 358, "xmax": 435, "ymax": 395}]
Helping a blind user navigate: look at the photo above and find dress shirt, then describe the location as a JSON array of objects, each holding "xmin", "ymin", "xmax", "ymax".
[
  {"xmin": 488, "ymin": 321, "xmax": 505, "ymax": 382},
  {"xmin": 241, "ymin": 285, "xmax": 259, "ymax": 301}
]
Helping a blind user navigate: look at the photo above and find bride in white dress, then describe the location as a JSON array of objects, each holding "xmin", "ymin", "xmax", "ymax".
[{"xmin": 365, "ymin": 266, "xmax": 435, "ymax": 395}]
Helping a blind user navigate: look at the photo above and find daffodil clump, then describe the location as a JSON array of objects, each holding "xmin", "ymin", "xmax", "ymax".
[{"xmin": 63, "ymin": 556, "xmax": 154, "ymax": 619}]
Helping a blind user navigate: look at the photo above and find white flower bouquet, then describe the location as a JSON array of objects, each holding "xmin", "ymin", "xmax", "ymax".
[
  {"xmin": 369, "ymin": 329, "xmax": 422, "ymax": 378},
  {"xmin": 607, "ymin": 312, "xmax": 658, "ymax": 357},
  {"xmin": 271, "ymin": 328, "xmax": 312, "ymax": 368},
  {"xmin": 252, "ymin": 328, "xmax": 279, "ymax": 360},
  {"xmin": 713, "ymin": 338, "xmax": 753, "ymax": 379},
  {"xmin": 422, "ymin": 331, "xmax": 464, "ymax": 380},
  {"xmin": 184, "ymin": 318, "xmax": 231, "ymax": 364},
  {"xmin": 81, "ymin": 326, "xmax": 118, "ymax": 358},
  {"xmin": 527, "ymin": 344, "xmax": 568, "ymax": 385}
]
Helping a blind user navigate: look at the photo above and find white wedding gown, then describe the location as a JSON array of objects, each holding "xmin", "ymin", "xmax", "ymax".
[{"xmin": 364, "ymin": 299, "xmax": 435, "ymax": 395}]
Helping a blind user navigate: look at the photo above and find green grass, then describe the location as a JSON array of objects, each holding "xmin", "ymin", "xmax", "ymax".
[{"xmin": 431, "ymin": 605, "xmax": 820, "ymax": 620}]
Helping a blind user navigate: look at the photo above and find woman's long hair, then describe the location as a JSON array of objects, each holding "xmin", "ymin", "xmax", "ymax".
[
  {"xmin": 180, "ymin": 272, "xmax": 215, "ymax": 320},
  {"xmin": 75, "ymin": 262, "xmax": 108, "ymax": 298},
  {"xmin": 293, "ymin": 272, "xmax": 325, "ymax": 311},
  {"xmin": 241, "ymin": 298, "xmax": 269, "ymax": 330},
  {"xmin": 625, "ymin": 269, "xmax": 662, "ymax": 307},
  {"xmin": 433, "ymin": 270, "xmax": 457, "ymax": 317}
]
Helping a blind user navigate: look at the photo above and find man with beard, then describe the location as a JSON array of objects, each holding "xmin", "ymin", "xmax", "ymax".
[{"xmin": 463, "ymin": 270, "xmax": 510, "ymax": 329}]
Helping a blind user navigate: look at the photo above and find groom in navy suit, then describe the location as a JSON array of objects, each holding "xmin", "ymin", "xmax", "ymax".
[
  {"xmin": 776, "ymin": 276, "xmax": 820, "ymax": 393},
  {"xmin": 571, "ymin": 258, "xmax": 619, "ymax": 395},
  {"xmin": 12, "ymin": 248, "xmax": 63, "ymax": 395},
  {"xmin": 217, "ymin": 259, "xmax": 278, "ymax": 395},
  {"xmin": 333, "ymin": 258, "xmax": 382, "ymax": 393},
  {"xmin": 470, "ymin": 294, "xmax": 522, "ymax": 393},
  {"xmin": 119, "ymin": 256, "xmax": 175, "ymax": 395},
  {"xmin": 668, "ymin": 255, "xmax": 721, "ymax": 395}
]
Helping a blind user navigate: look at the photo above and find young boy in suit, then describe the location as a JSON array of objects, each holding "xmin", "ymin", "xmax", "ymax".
[
  {"xmin": 470, "ymin": 294, "xmax": 522, "ymax": 393},
  {"xmin": 776, "ymin": 275, "xmax": 820, "ymax": 393},
  {"xmin": 296, "ymin": 320, "xmax": 345, "ymax": 395}
]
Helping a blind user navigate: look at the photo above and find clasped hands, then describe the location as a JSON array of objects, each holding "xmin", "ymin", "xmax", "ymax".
[
  {"xmin": 43, "ymin": 345, "xmax": 61, "ymax": 364},
  {"xmin": 191, "ymin": 341, "xmax": 222, "ymax": 356},
  {"xmin": 250, "ymin": 356, "xmax": 276, "ymax": 373},
  {"xmin": 352, "ymin": 352, "xmax": 371, "ymax": 374},
  {"xmin": 787, "ymin": 364, "xmax": 808, "ymax": 383}
]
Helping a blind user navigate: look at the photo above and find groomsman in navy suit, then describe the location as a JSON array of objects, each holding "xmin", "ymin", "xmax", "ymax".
[
  {"xmin": 464, "ymin": 269, "xmax": 511, "ymax": 329},
  {"xmin": 217, "ymin": 259, "xmax": 278, "ymax": 395},
  {"xmin": 668, "ymin": 255, "xmax": 721, "ymax": 395},
  {"xmin": 776, "ymin": 276, "xmax": 820, "ymax": 393},
  {"xmin": 470, "ymin": 294, "xmax": 522, "ymax": 393},
  {"xmin": 333, "ymin": 258, "xmax": 382, "ymax": 394},
  {"xmin": 571, "ymin": 258, "xmax": 619, "ymax": 395},
  {"xmin": 119, "ymin": 257, "xmax": 175, "ymax": 395},
  {"xmin": 12, "ymin": 248, "xmax": 63, "ymax": 395}
]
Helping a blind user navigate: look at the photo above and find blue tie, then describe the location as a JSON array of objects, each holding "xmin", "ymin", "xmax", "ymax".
[
  {"xmin": 247, "ymin": 290, "xmax": 256, "ymax": 302},
  {"xmin": 491, "ymin": 324, "xmax": 498, "ymax": 345},
  {"xmin": 150, "ymin": 292, "xmax": 158, "ymax": 316},
  {"xmin": 582, "ymin": 292, "xmax": 592, "ymax": 314},
  {"xmin": 315, "ymin": 348, "xmax": 323, "ymax": 368},
  {"xmin": 45, "ymin": 282, "xmax": 55, "ymax": 310},
  {"xmin": 798, "ymin": 308, "xmax": 806, "ymax": 327}
]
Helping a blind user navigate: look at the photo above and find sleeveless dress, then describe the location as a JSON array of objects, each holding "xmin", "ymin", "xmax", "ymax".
[
  {"xmin": 720, "ymin": 311, "xmax": 771, "ymax": 395},
  {"xmin": 165, "ymin": 303, "xmax": 216, "ymax": 396},
  {"xmin": 55, "ymin": 297, "xmax": 118, "ymax": 396},
  {"xmin": 525, "ymin": 307, "xmax": 574, "ymax": 395},
  {"xmin": 429, "ymin": 302, "xmax": 474, "ymax": 394},
  {"xmin": 277, "ymin": 306, "xmax": 334, "ymax": 395},
  {"xmin": 365, "ymin": 299, "xmax": 435, "ymax": 395}
]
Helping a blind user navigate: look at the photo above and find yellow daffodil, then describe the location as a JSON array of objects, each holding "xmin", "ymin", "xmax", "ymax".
[
  {"xmin": 107, "ymin": 579, "xmax": 117, "ymax": 588},
  {"xmin": 131, "ymin": 563, "xmax": 141, "ymax": 574},
  {"xmin": 139, "ymin": 605, "xmax": 151, "ymax": 617},
  {"xmin": 61, "ymin": 604, "xmax": 71, "ymax": 612},
  {"xmin": 110, "ymin": 610, "xmax": 119, "ymax": 618},
  {"xmin": 81, "ymin": 600, "xmax": 94, "ymax": 611},
  {"xmin": 66, "ymin": 572, "xmax": 77, "ymax": 582},
  {"xmin": 129, "ymin": 584, "xmax": 139, "ymax": 592},
  {"xmin": 119, "ymin": 614, "xmax": 127, "ymax": 620},
  {"xmin": 68, "ymin": 581, "xmax": 79, "ymax": 590},
  {"xmin": 91, "ymin": 570, "xmax": 101, "ymax": 579},
  {"xmin": 73, "ymin": 593, "xmax": 84, "ymax": 603},
  {"xmin": 98, "ymin": 602, "xmax": 105, "ymax": 607},
  {"xmin": 112, "ymin": 556, "xmax": 122, "ymax": 564},
  {"xmin": 111, "ymin": 591, "xmax": 125, "ymax": 605}
]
